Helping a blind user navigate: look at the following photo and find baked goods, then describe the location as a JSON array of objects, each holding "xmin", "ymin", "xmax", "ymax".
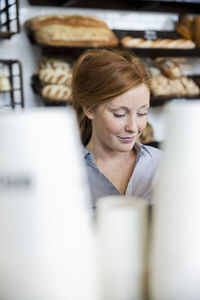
[
  {"xmin": 0, "ymin": 75, "xmax": 11, "ymax": 91},
  {"xmin": 121, "ymin": 36, "xmax": 195, "ymax": 49},
  {"xmin": 38, "ymin": 58, "xmax": 72, "ymax": 71},
  {"xmin": 180, "ymin": 76, "xmax": 200, "ymax": 96},
  {"xmin": 157, "ymin": 60, "xmax": 182, "ymax": 79},
  {"xmin": 41, "ymin": 84, "xmax": 71, "ymax": 101},
  {"xmin": 33, "ymin": 58, "xmax": 73, "ymax": 103},
  {"xmin": 139, "ymin": 122, "xmax": 155, "ymax": 144},
  {"xmin": 194, "ymin": 16, "xmax": 200, "ymax": 48},
  {"xmin": 25, "ymin": 14, "xmax": 119, "ymax": 47},
  {"xmin": 175, "ymin": 15, "xmax": 194, "ymax": 40},
  {"xmin": 38, "ymin": 68, "xmax": 72, "ymax": 86},
  {"xmin": 150, "ymin": 74, "xmax": 200, "ymax": 97}
]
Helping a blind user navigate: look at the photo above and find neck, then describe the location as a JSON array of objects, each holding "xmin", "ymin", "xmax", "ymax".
[{"xmin": 86, "ymin": 138, "xmax": 136, "ymax": 164}]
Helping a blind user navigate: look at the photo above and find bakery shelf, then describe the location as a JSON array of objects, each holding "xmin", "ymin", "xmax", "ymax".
[
  {"xmin": 26, "ymin": 0, "xmax": 200, "ymax": 13},
  {"xmin": 150, "ymin": 75, "xmax": 200, "ymax": 106},
  {"xmin": 0, "ymin": 0, "xmax": 20, "ymax": 38},
  {"xmin": 116, "ymin": 30, "xmax": 200, "ymax": 58},
  {"xmin": 0, "ymin": 59, "xmax": 24, "ymax": 109},
  {"xmin": 26, "ymin": 29, "xmax": 200, "ymax": 58}
]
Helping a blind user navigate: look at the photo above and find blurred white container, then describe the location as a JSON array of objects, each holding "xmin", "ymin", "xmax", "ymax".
[
  {"xmin": 0, "ymin": 107, "xmax": 98, "ymax": 300},
  {"xmin": 96, "ymin": 196, "xmax": 148, "ymax": 300},
  {"xmin": 150, "ymin": 101, "xmax": 200, "ymax": 300}
]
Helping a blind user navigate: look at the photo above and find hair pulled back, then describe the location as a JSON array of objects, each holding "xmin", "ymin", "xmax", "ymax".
[{"xmin": 71, "ymin": 48, "xmax": 150, "ymax": 146}]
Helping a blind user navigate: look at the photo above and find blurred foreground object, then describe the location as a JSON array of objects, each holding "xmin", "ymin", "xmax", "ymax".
[
  {"xmin": 96, "ymin": 196, "xmax": 148, "ymax": 300},
  {"xmin": 0, "ymin": 108, "xmax": 98, "ymax": 300},
  {"xmin": 150, "ymin": 101, "xmax": 200, "ymax": 300}
]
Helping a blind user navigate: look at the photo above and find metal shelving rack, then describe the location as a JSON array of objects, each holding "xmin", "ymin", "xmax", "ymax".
[
  {"xmin": 0, "ymin": 0, "xmax": 20, "ymax": 39},
  {"xmin": 0, "ymin": 59, "xmax": 24, "ymax": 110}
]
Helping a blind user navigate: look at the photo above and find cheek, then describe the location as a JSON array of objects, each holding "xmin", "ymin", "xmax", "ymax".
[
  {"xmin": 138, "ymin": 117, "xmax": 148, "ymax": 133},
  {"xmin": 103, "ymin": 117, "xmax": 123, "ymax": 135}
]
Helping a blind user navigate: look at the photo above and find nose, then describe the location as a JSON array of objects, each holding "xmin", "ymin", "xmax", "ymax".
[{"xmin": 125, "ymin": 115, "xmax": 138, "ymax": 133}]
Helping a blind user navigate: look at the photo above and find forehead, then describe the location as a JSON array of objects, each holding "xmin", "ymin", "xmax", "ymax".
[{"xmin": 109, "ymin": 83, "xmax": 150, "ymax": 108}]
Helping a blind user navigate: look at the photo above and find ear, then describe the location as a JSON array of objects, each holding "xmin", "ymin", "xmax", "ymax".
[{"xmin": 83, "ymin": 106, "xmax": 94, "ymax": 120}]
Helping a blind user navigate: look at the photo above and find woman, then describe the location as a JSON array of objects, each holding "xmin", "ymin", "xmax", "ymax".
[{"xmin": 71, "ymin": 48, "xmax": 161, "ymax": 208}]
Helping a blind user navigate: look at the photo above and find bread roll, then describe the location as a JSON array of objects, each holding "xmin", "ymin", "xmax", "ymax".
[
  {"xmin": 121, "ymin": 36, "xmax": 195, "ymax": 49},
  {"xmin": 175, "ymin": 14, "xmax": 194, "ymax": 40},
  {"xmin": 39, "ymin": 58, "xmax": 72, "ymax": 71},
  {"xmin": 25, "ymin": 14, "xmax": 119, "ymax": 47},
  {"xmin": 41, "ymin": 84, "xmax": 72, "ymax": 101},
  {"xmin": 194, "ymin": 16, "xmax": 200, "ymax": 48},
  {"xmin": 158, "ymin": 60, "xmax": 182, "ymax": 79},
  {"xmin": 38, "ymin": 68, "xmax": 72, "ymax": 86},
  {"xmin": 0, "ymin": 75, "xmax": 11, "ymax": 91}
]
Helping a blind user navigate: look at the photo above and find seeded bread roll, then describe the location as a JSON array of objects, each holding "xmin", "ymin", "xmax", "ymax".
[
  {"xmin": 41, "ymin": 84, "xmax": 72, "ymax": 101},
  {"xmin": 25, "ymin": 14, "xmax": 119, "ymax": 47},
  {"xmin": 38, "ymin": 68, "xmax": 72, "ymax": 86}
]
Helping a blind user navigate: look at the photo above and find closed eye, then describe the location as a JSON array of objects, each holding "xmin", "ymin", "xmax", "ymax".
[
  {"xmin": 114, "ymin": 113, "xmax": 126, "ymax": 118},
  {"xmin": 138, "ymin": 112, "xmax": 148, "ymax": 117}
]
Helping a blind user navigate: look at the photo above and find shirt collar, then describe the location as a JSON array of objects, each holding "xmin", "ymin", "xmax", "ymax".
[{"xmin": 81, "ymin": 141, "xmax": 144, "ymax": 159}]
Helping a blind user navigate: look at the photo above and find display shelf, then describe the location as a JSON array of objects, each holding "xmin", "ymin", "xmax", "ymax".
[
  {"xmin": 0, "ymin": 59, "xmax": 24, "ymax": 110},
  {"xmin": 150, "ymin": 75, "xmax": 200, "ymax": 106},
  {"xmin": 0, "ymin": 0, "xmax": 20, "ymax": 38},
  {"xmin": 26, "ymin": 0, "xmax": 200, "ymax": 13},
  {"xmin": 26, "ymin": 29, "xmax": 200, "ymax": 58}
]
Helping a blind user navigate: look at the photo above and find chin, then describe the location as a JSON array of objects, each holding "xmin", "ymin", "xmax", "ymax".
[{"xmin": 117, "ymin": 143, "xmax": 135, "ymax": 152}]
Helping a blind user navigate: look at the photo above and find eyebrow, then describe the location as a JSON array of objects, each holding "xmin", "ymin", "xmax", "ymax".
[{"xmin": 110, "ymin": 104, "xmax": 149, "ymax": 109}]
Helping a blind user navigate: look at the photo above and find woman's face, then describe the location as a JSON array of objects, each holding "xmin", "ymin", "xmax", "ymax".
[{"xmin": 86, "ymin": 83, "xmax": 150, "ymax": 153}]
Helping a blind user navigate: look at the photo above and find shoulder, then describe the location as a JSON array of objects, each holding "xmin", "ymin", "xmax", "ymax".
[
  {"xmin": 141, "ymin": 144, "xmax": 162, "ymax": 159},
  {"xmin": 136, "ymin": 142, "xmax": 162, "ymax": 169}
]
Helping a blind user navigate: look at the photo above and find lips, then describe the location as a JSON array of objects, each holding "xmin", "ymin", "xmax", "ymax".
[{"xmin": 118, "ymin": 136, "xmax": 135, "ymax": 143}]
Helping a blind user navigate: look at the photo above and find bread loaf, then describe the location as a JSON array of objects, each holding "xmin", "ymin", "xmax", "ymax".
[
  {"xmin": 41, "ymin": 84, "xmax": 72, "ymax": 101},
  {"xmin": 25, "ymin": 14, "xmax": 119, "ymax": 47},
  {"xmin": 194, "ymin": 16, "xmax": 200, "ymax": 48},
  {"xmin": 0, "ymin": 75, "xmax": 11, "ymax": 91},
  {"xmin": 121, "ymin": 36, "xmax": 195, "ymax": 49},
  {"xmin": 38, "ymin": 68, "xmax": 72, "ymax": 86},
  {"xmin": 175, "ymin": 14, "xmax": 194, "ymax": 40}
]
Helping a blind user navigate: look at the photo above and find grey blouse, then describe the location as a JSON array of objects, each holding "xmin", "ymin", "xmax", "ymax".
[{"xmin": 81, "ymin": 142, "xmax": 162, "ymax": 208}]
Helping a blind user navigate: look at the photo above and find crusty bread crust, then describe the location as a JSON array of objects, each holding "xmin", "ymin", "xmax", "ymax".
[
  {"xmin": 25, "ymin": 14, "xmax": 109, "ymax": 30},
  {"xmin": 25, "ymin": 14, "xmax": 119, "ymax": 47},
  {"xmin": 34, "ymin": 24, "xmax": 118, "ymax": 46}
]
